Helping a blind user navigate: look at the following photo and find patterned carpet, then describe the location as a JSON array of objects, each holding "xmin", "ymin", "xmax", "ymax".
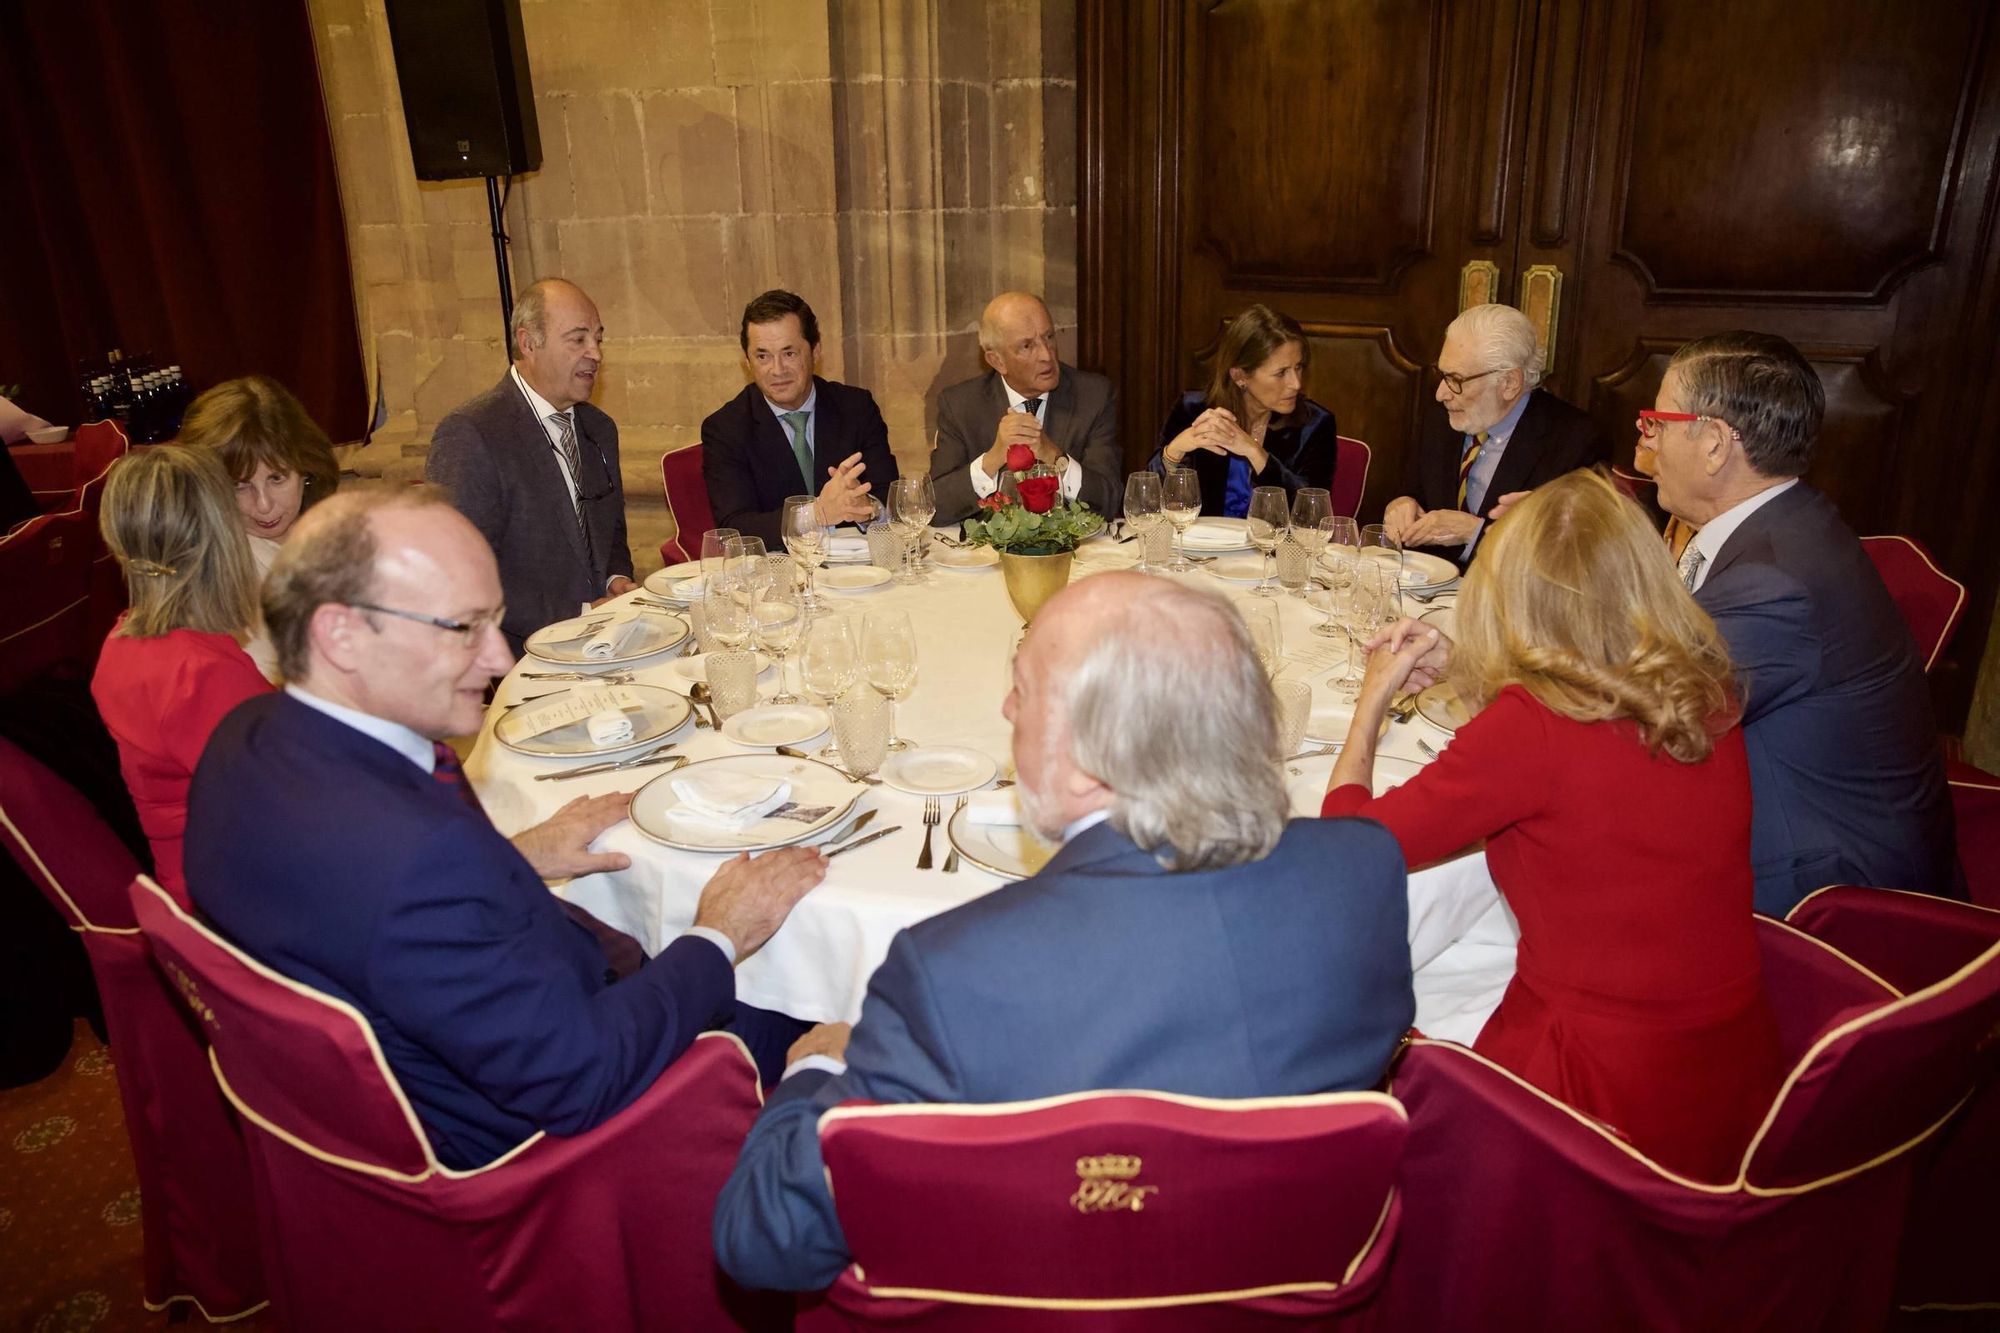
[{"xmin": 0, "ymin": 1022, "xmax": 278, "ymax": 1332}]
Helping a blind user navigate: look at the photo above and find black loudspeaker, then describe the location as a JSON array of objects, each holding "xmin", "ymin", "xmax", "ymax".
[{"xmin": 382, "ymin": 0, "xmax": 541, "ymax": 181}]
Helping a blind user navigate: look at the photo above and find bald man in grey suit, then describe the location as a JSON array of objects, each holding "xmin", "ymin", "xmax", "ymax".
[
  {"xmin": 428, "ymin": 279, "xmax": 635, "ymax": 653},
  {"xmin": 930, "ymin": 293, "xmax": 1122, "ymax": 526}
]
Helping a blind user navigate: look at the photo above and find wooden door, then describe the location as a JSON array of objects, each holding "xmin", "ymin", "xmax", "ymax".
[
  {"xmin": 1530, "ymin": 0, "xmax": 2000, "ymax": 717},
  {"xmin": 1081, "ymin": 0, "xmax": 1542, "ymax": 523}
]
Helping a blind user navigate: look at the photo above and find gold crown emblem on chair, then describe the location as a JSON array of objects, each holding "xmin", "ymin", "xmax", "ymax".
[{"xmin": 1075, "ymin": 1154, "xmax": 1143, "ymax": 1180}]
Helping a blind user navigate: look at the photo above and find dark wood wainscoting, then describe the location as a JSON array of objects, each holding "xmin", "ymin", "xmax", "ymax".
[{"xmin": 1079, "ymin": 0, "xmax": 2000, "ymax": 727}]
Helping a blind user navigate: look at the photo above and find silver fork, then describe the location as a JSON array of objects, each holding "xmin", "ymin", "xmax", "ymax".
[
  {"xmin": 916, "ymin": 796, "xmax": 939, "ymax": 869},
  {"xmin": 941, "ymin": 795, "xmax": 967, "ymax": 872},
  {"xmin": 1415, "ymin": 738, "xmax": 1439, "ymax": 761}
]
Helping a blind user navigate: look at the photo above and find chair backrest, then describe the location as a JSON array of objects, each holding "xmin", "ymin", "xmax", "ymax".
[
  {"xmin": 131, "ymin": 876, "xmax": 436, "ymax": 1179},
  {"xmin": 1861, "ymin": 534, "xmax": 1965, "ymax": 672},
  {"xmin": 1948, "ymin": 758, "xmax": 2000, "ymax": 909},
  {"xmin": 818, "ymin": 1089, "xmax": 1406, "ymax": 1318},
  {"xmin": 1329, "ymin": 435, "xmax": 1370, "ymax": 519},
  {"xmin": 1786, "ymin": 886, "xmax": 2000, "ymax": 999},
  {"xmin": 1744, "ymin": 935, "xmax": 2000, "ymax": 1191},
  {"xmin": 1610, "ymin": 465, "xmax": 1651, "ymax": 499},
  {"xmin": 1754, "ymin": 914, "xmax": 1898, "ymax": 1061},
  {"xmin": 659, "ymin": 443, "xmax": 714, "ymax": 566},
  {"xmin": 0, "ymin": 734, "xmax": 144, "ymax": 928},
  {"xmin": 70, "ymin": 419, "xmax": 130, "ymax": 505},
  {"xmin": 0, "ymin": 507, "xmax": 96, "ymax": 691}
]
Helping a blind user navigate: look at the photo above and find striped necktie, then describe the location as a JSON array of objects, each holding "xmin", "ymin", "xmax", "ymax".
[
  {"xmin": 1456, "ymin": 431, "xmax": 1488, "ymax": 509},
  {"xmin": 550, "ymin": 412, "xmax": 592, "ymax": 560},
  {"xmin": 430, "ymin": 742, "xmax": 485, "ymax": 816}
]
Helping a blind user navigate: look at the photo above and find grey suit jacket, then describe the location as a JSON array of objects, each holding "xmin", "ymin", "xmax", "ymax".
[
  {"xmin": 930, "ymin": 364, "xmax": 1121, "ymax": 525},
  {"xmin": 426, "ymin": 372, "xmax": 633, "ymax": 651}
]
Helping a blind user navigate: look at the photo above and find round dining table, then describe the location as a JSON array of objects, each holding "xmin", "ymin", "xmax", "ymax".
[{"xmin": 466, "ymin": 533, "xmax": 1521, "ymax": 1042}]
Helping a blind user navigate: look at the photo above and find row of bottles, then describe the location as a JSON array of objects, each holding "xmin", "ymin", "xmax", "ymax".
[{"xmin": 77, "ymin": 351, "xmax": 192, "ymax": 443}]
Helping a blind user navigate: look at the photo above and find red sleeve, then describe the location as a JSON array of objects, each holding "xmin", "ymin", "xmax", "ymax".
[
  {"xmin": 160, "ymin": 642, "xmax": 274, "ymax": 776},
  {"xmin": 1319, "ymin": 686, "xmax": 1550, "ymax": 866}
]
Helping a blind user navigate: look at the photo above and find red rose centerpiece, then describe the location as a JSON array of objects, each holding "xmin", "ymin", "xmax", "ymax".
[{"xmin": 963, "ymin": 459, "xmax": 1104, "ymax": 623}]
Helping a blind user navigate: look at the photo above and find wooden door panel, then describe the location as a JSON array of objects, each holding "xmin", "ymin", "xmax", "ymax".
[{"xmin": 1298, "ymin": 323, "xmax": 1429, "ymax": 520}]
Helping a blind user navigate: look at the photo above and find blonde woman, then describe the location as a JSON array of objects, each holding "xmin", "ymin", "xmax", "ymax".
[
  {"xmin": 1323, "ymin": 468, "xmax": 1781, "ymax": 1180},
  {"xmin": 90, "ymin": 447, "xmax": 272, "ymax": 903},
  {"xmin": 181, "ymin": 375, "xmax": 340, "ymax": 679}
]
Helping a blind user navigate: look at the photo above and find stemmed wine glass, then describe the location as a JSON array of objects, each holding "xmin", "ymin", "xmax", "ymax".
[
  {"xmin": 1361, "ymin": 522, "xmax": 1404, "ymax": 595},
  {"xmin": 1289, "ymin": 488, "xmax": 1332, "ymax": 599},
  {"xmin": 724, "ymin": 535, "xmax": 772, "ymax": 602},
  {"xmin": 752, "ymin": 574, "xmax": 804, "ymax": 703},
  {"xmin": 1333, "ymin": 560, "xmax": 1384, "ymax": 700},
  {"xmin": 888, "ymin": 476, "xmax": 936, "ymax": 585},
  {"xmin": 862, "ymin": 608, "xmax": 919, "ymax": 752},
  {"xmin": 1242, "ymin": 600, "xmax": 1282, "ymax": 676},
  {"xmin": 1246, "ymin": 485, "xmax": 1290, "ymax": 597},
  {"xmin": 1162, "ymin": 467, "xmax": 1202, "ymax": 572},
  {"xmin": 699, "ymin": 527, "xmax": 739, "ymax": 592},
  {"xmin": 1124, "ymin": 471, "xmax": 1163, "ymax": 573},
  {"xmin": 702, "ymin": 566, "xmax": 751, "ymax": 652},
  {"xmin": 1316, "ymin": 516, "xmax": 1359, "ymax": 638},
  {"xmin": 800, "ymin": 614, "xmax": 858, "ymax": 758},
  {"xmin": 781, "ymin": 496, "xmax": 828, "ymax": 610}
]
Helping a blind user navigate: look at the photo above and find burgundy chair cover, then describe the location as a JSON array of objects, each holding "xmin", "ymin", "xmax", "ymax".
[
  {"xmin": 802, "ymin": 1089, "xmax": 1407, "ymax": 1331},
  {"xmin": 1375, "ymin": 917, "xmax": 2000, "ymax": 1331},
  {"xmin": 129, "ymin": 876, "xmax": 781, "ymax": 1333},
  {"xmin": 0, "ymin": 507, "xmax": 94, "ymax": 691},
  {"xmin": 1329, "ymin": 435, "xmax": 1370, "ymax": 520},
  {"xmin": 70, "ymin": 419, "xmax": 130, "ymax": 649},
  {"xmin": 1947, "ymin": 757, "xmax": 2000, "ymax": 909},
  {"xmin": 1860, "ymin": 534, "xmax": 1966, "ymax": 672},
  {"xmin": 1786, "ymin": 887, "xmax": 2000, "ymax": 1313},
  {"xmin": 661, "ymin": 442, "xmax": 717, "ymax": 566},
  {"xmin": 0, "ymin": 739, "xmax": 265, "ymax": 1321},
  {"xmin": 1609, "ymin": 464, "xmax": 1651, "ymax": 500}
]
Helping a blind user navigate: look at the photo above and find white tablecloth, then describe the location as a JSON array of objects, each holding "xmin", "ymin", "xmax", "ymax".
[{"xmin": 465, "ymin": 538, "xmax": 1518, "ymax": 1038}]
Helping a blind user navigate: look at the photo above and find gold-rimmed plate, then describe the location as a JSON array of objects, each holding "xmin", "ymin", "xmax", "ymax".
[
  {"xmin": 524, "ymin": 610, "xmax": 691, "ymax": 665},
  {"xmin": 945, "ymin": 804, "xmax": 1060, "ymax": 880},
  {"xmin": 630, "ymin": 753, "xmax": 865, "ymax": 852}
]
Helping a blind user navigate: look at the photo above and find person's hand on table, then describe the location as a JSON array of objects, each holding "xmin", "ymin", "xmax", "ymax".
[
  {"xmin": 1381, "ymin": 496, "xmax": 1424, "ymax": 545},
  {"xmin": 816, "ymin": 453, "xmax": 875, "ymax": 525},
  {"xmin": 1365, "ymin": 616, "xmax": 1454, "ymax": 693},
  {"xmin": 1327, "ymin": 626, "xmax": 1443, "ymax": 797},
  {"xmin": 513, "ymin": 791, "xmax": 636, "ymax": 879},
  {"xmin": 693, "ymin": 845, "xmax": 828, "ymax": 963},
  {"xmin": 1483, "ymin": 490, "xmax": 1529, "ymax": 525},
  {"xmin": 1403, "ymin": 507, "xmax": 1481, "ymax": 547},
  {"xmin": 787, "ymin": 1021, "xmax": 851, "ymax": 1067},
  {"xmin": 590, "ymin": 576, "xmax": 638, "ymax": 608}
]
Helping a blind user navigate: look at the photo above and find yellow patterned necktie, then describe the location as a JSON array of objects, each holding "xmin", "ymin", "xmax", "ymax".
[{"xmin": 1456, "ymin": 431, "xmax": 1488, "ymax": 509}]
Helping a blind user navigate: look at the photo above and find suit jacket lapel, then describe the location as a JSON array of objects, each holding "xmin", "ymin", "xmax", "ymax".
[
  {"xmin": 810, "ymin": 377, "xmax": 842, "ymax": 484},
  {"xmin": 1481, "ymin": 391, "xmax": 1548, "ymax": 504},
  {"xmin": 751, "ymin": 389, "xmax": 814, "ymax": 494},
  {"xmin": 505, "ymin": 376, "xmax": 592, "ymax": 571},
  {"xmin": 1042, "ymin": 369, "xmax": 1077, "ymax": 453}
]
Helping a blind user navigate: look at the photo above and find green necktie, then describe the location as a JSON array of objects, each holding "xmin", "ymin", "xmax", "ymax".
[{"xmin": 782, "ymin": 411, "xmax": 813, "ymax": 491}]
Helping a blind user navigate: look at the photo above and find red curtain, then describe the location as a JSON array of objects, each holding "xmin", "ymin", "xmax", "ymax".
[{"xmin": 0, "ymin": 0, "xmax": 368, "ymax": 441}]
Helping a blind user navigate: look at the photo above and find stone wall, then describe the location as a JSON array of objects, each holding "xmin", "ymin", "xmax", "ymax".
[{"xmin": 309, "ymin": 0, "xmax": 1077, "ymax": 575}]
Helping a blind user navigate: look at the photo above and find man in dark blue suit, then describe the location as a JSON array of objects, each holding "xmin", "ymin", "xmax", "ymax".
[
  {"xmin": 702, "ymin": 290, "xmax": 899, "ymax": 548},
  {"xmin": 1649, "ymin": 331, "xmax": 1958, "ymax": 915},
  {"xmin": 185, "ymin": 489, "xmax": 827, "ymax": 1169},
  {"xmin": 712, "ymin": 571, "xmax": 1415, "ymax": 1293}
]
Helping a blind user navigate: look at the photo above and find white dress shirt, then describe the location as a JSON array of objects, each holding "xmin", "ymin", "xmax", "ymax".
[
  {"xmin": 1684, "ymin": 479, "xmax": 1798, "ymax": 593},
  {"xmin": 1458, "ymin": 390, "xmax": 1531, "ymax": 559},
  {"xmin": 967, "ymin": 380, "xmax": 1086, "ymax": 502}
]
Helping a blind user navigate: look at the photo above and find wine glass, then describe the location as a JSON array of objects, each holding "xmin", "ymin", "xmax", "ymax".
[
  {"xmin": 862, "ymin": 608, "xmax": 919, "ymax": 752},
  {"xmin": 724, "ymin": 535, "xmax": 772, "ymax": 603},
  {"xmin": 1245, "ymin": 486, "xmax": 1290, "ymax": 597},
  {"xmin": 1242, "ymin": 600, "xmax": 1282, "ymax": 676},
  {"xmin": 699, "ymin": 527, "xmax": 739, "ymax": 597},
  {"xmin": 781, "ymin": 496, "xmax": 828, "ymax": 610},
  {"xmin": 1361, "ymin": 522, "xmax": 1404, "ymax": 594},
  {"xmin": 702, "ymin": 567, "xmax": 751, "ymax": 652},
  {"xmin": 1290, "ymin": 489, "xmax": 1332, "ymax": 600},
  {"xmin": 888, "ymin": 477, "xmax": 935, "ymax": 586},
  {"xmin": 752, "ymin": 576, "xmax": 804, "ymax": 704},
  {"xmin": 1316, "ymin": 516, "xmax": 1359, "ymax": 638},
  {"xmin": 1334, "ymin": 560, "xmax": 1383, "ymax": 699},
  {"xmin": 1124, "ymin": 471, "xmax": 1163, "ymax": 573},
  {"xmin": 800, "ymin": 614, "xmax": 859, "ymax": 758},
  {"xmin": 1162, "ymin": 467, "xmax": 1202, "ymax": 572}
]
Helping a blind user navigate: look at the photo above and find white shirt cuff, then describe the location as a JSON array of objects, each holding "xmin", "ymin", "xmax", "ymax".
[
  {"xmin": 969, "ymin": 457, "xmax": 999, "ymax": 498},
  {"xmin": 783, "ymin": 1053, "xmax": 848, "ymax": 1080},
  {"xmin": 681, "ymin": 926, "xmax": 736, "ymax": 966},
  {"xmin": 969, "ymin": 455, "xmax": 1082, "ymax": 500}
]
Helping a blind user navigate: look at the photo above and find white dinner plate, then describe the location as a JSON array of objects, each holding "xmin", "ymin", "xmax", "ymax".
[
  {"xmin": 1418, "ymin": 604, "xmax": 1458, "ymax": 638},
  {"xmin": 630, "ymin": 753, "xmax": 865, "ymax": 852},
  {"xmin": 1181, "ymin": 517, "xmax": 1255, "ymax": 552},
  {"xmin": 820, "ymin": 565, "xmax": 893, "ymax": 593},
  {"xmin": 881, "ymin": 746, "xmax": 999, "ymax": 796},
  {"xmin": 1362, "ymin": 547, "xmax": 1459, "ymax": 589},
  {"xmin": 946, "ymin": 804, "xmax": 1060, "ymax": 880},
  {"xmin": 1284, "ymin": 753, "xmax": 1426, "ymax": 817},
  {"xmin": 1415, "ymin": 683, "xmax": 1472, "ymax": 734},
  {"xmin": 1205, "ymin": 555, "xmax": 1271, "ymax": 583},
  {"xmin": 721, "ymin": 704, "xmax": 830, "ymax": 748},
  {"xmin": 524, "ymin": 610, "xmax": 691, "ymax": 665},
  {"xmin": 1304, "ymin": 702, "xmax": 1391, "ymax": 744},
  {"xmin": 642, "ymin": 562, "xmax": 705, "ymax": 599},
  {"xmin": 492, "ymin": 684, "xmax": 693, "ymax": 758},
  {"xmin": 930, "ymin": 544, "xmax": 999, "ymax": 571}
]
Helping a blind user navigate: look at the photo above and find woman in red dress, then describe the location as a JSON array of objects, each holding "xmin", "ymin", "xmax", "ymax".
[
  {"xmin": 1323, "ymin": 469, "xmax": 1783, "ymax": 1180},
  {"xmin": 91, "ymin": 447, "xmax": 273, "ymax": 904}
]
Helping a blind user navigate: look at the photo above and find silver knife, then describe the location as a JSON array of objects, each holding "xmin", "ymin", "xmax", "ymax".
[
  {"xmin": 822, "ymin": 809, "xmax": 878, "ymax": 845},
  {"xmin": 826, "ymin": 825, "xmax": 900, "ymax": 858}
]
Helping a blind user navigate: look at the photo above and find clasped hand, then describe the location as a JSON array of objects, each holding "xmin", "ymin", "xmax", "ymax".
[
  {"xmin": 1167, "ymin": 407, "xmax": 1260, "ymax": 466},
  {"xmin": 817, "ymin": 452, "xmax": 875, "ymax": 524},
  {"xmin": 984, "ymin": 410, "xmax": 1061, "ymax": 473},
  {"xmin": 1359, "ymin": 617, "xmax": 1454, "ymax": 699}
]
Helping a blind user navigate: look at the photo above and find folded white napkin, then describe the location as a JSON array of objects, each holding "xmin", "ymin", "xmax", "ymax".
[
  {"xmin": 586, "ymin": 710, "xmax": 634, "ymax": 746},
  {"xmin": 671, "ymin": 575, "xmax": 705, "ymax": 599},
  {"xmin": 827, "ymin": 534, "xmax": 868, "ymax": 558},
  {"xmin": 583, "ymin": 609, "xmax": 646, "ymax": 658},
  {"xmin": 964, "ymin": 790, "xmax": 1024, "ymax": 826},
  {"xmin": 670, "ymin": 773, "xmax": 792, "ymax": 829},
  {"xmin": 1184, "ymin": 520, "xmax": 1243, "ymax": 548}
]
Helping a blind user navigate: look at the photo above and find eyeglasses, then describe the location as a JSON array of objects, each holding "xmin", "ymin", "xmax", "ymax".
[
  {"xmin": 559, "ymin": 434, "xmax": 619, "ymax": 504},
  {"xmin": 350, "ymin": 602, "xmax": 506, "ymax": 646},
  {"xmin": 1635, "ymin": 409, "xmax": 1716, "ymax": 439},
  {"xmin": 1431, "ymin": 365, "xmax": 1504, "ymax": 396}
]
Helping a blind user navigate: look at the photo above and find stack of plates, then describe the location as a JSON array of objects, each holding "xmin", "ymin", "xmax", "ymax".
[{"xmin": 1361, "ymin": 546, "xmax": 1458, "ymax": 595}]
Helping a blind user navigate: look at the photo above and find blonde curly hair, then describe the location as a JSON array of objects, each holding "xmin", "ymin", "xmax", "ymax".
[{"xmin": 1446, "ymin": 469, "xmax": 1738, "ymax": 763}]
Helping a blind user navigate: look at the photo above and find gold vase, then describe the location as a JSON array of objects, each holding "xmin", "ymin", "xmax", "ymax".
[{"xmin": 998, "ymin": 550, "xmax": 1074, "ymax": 624}]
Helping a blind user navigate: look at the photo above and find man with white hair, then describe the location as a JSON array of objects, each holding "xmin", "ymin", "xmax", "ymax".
[
  {"xmin": 711, "ymin": 571, "xmax": 1415, "ymax": 1293},
  {"xmin": 1383, "ymin": 303, "xmax": 1605, "ymax": 567}
]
